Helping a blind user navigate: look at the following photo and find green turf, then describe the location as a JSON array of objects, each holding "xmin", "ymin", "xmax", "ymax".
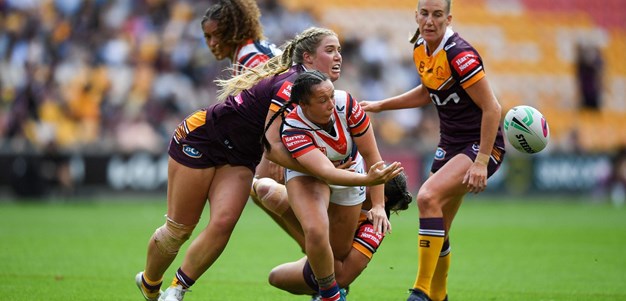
[{"xmin": 1, "ymin": 197, "xmax": 625, "ymax": 301}]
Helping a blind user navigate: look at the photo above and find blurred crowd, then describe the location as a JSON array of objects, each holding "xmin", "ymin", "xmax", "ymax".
[
  {"xmin": 2, "ymin": 0, "xmax": 624, "ymax": 202},
  {"xmin": 0, "ymin": 0, "xmax": 429, "ymax": 156}
]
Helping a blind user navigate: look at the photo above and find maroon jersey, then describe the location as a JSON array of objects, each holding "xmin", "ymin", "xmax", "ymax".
[
  {"xmin": 413, "ymin": 28, "xmax": 504, "ymax": 146},
  {"xmin": 220, "ymin": 64, "xmax": 302, "ymax": 133},
  {"xmin": 168, "ymin": 64, "xmax": 303, "ymax": 171}
]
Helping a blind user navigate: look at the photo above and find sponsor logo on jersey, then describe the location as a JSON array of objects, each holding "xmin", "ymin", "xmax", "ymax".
[
  {"xmin": 452, "ymin": 51, "xmax": 480, "ymax": 76},
  {"xmin": 182, "ymin": 144, "xmax": 202, "ymax": 158},
  {"xmin": 351, "ymin": 105, "xmax": 363, "ymax": 120},
  {"xmin": 276, "ymin": 81, "xmax": 293, "ymax": 101},
  {"xmin": 356, "ymin": 223, "xmax": 382, "ymax": 247},
  {"xmin": 234, "ymin": 94, "xmax": 243, "ymax": 105},
  {"xmin": 284, "ymin": 134, "xmax": 309, "ymax": 149},
  {"xmin": 434, "ymin": 147, "xmax": 446, "ymax": 160}
]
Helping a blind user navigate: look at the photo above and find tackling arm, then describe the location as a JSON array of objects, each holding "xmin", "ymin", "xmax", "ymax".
[{"xmin": 360, "ymin": 84, "xmax": 431, "ymax": 112}]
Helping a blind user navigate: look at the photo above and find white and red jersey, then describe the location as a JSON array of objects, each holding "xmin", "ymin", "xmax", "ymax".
[
  {"xmin": 281, "ymin": 90, "xmax": 371, "ymax": 206},
  {"xmin": 232, "ymin": 39, "xmax": 281, "ymax": 76},
  {"xmin": 281, "ymin": 90, "xmax": 370, "ymax": 164}
]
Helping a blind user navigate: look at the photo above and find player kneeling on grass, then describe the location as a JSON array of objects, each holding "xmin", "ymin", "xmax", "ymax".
[{"xmin": 251, "ymin": 171, "xmax": 413, "ymax": 299}]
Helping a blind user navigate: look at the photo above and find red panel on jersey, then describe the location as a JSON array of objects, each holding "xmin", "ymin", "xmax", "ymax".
[
  {"xmin": 282, "ymin": 132, "xmax": 316, "ymax": 158},
  {"xmin": 347, "ymin": 98, "xmax": 370, "ymax": 135},
  {"xmin": 276, "ymin": 81, "xmax": 292, "ymax": 102},
  {"xmin": 451, "ymin": 51, "xmax": 480, "ymax": 77}
]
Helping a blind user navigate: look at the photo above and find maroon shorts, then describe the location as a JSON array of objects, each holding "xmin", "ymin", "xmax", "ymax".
[
  {"xmin": 168, "ymin": 105, "xmax": 263, "ymax": 172},
  {"xmin": 431, "ymin": 141, "xmax": 505, "ymax": 178}
]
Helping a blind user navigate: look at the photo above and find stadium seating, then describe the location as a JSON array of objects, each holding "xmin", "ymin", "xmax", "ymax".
[{"xmin": 279, "ymin": 0, "xmax": 626, "ymax": 152}]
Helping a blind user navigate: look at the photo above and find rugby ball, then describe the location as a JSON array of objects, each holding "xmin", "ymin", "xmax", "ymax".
[{"xmin": 503, "ymin": 105, "xmax": 549, "ymax": 154}]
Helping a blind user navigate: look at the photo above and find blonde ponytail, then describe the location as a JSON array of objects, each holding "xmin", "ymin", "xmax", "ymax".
[{"xmin": 215, "ymin": 27, "xmax": 337, "ymax": 101}]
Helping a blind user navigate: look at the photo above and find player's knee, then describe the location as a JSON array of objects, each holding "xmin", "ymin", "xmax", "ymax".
[
  {"xmin": 267, "ymin": 267, "xmax": 282, "ymax": 288},
  {"xmin": 416, "ymin": 188, "xmax": 438, "ymax": 211},
  {"xmin": 152, "ymin": 217, "xmax": 196, "ymax": 255},
  {"xmin": 255, "ymin": 178, "xmax": 289, "ymax": 215},
  {"xmin": 208, "ymin": 212, "xmax": 240, "ymax": 234},
  {"xmin": 303, "ymin": 225, "xmax": 328, "ymax": 246}
]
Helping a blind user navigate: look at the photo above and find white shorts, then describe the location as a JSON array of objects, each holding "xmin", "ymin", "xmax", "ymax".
[{"xmin": 285, "ymin": 154, "xmax": 366, "ymax": 206}]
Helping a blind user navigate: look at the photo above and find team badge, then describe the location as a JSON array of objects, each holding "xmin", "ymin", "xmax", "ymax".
[
  {"xmin": 182, "ymin": 144, "xmax": 202, "ymax": 158},
  {"xmin": 434, "ymin": 147, "xmax": 446, "ymax": 160},
  {"xmin": 471, "ymin": 143, "xmax": 480, "ymax": 153}
]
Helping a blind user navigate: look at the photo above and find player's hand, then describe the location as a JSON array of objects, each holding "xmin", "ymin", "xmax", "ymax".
[
  {"xmin": 334, "ymin": 158, "xmax": 355, "ymax": 171},
  {"xmin": 367, "ymin": 205, "xmax": 391, "ymax": 235},
  {"xmin": 359, "ymin": 100, "xmax": 382, "ymax": 113},
  {"xmin": 365, "ymin": 161, "xmax": 403, "ymax": 186},
  {"xmin": 267, "ymin": 160, "xmax": 285, "ymax": 184},
  {"xmin": 463, "ymin": 161, "xmax": 488, "ymax": 194}
]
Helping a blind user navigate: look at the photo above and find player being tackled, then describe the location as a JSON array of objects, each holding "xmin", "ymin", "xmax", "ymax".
[{"xmin": 253, "ymin": 171, "xmax": 413, "ymax": 299}]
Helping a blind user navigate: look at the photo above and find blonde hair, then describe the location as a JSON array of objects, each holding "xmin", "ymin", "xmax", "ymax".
[{"xmin": 215, "ymin": 27, "xmax": 337, "ymax": 102}]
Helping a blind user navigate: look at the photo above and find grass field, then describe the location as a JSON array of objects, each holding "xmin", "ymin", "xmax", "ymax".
[{"xmin": 1, "ymin": 196, "xmax": 625, "ymax": 301}]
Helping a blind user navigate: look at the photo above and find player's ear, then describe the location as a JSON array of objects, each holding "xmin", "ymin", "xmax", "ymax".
[{"xmin": 302, "ymin": 51, "xmax": 313, "ymax": 65}]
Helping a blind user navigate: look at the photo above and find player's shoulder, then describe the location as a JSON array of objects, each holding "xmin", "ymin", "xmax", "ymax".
[
  {"xmin": 283, "ymin": 108, "xmax": 308, "ymax": 129},
  {"xmin": 414, "ymin": 36, "xmax": 426, "ymax": 50},
  {"xmin": 443, "ymin": 31, "xmax": 480, "ymax": 57},
  {"xmin": 255, "ymin": 39, "xmax": 282, "ymax": 57},
  {"xmin": 333, "ymin": 89, "xmax": 354, "ymax": 109},
  {"xmin": 238, "ymin": 39, "xmax": 281, "ymax": 59},
  {"xmin": 333, "ymin": 89, "xmax": 349, "ymax": 101}
]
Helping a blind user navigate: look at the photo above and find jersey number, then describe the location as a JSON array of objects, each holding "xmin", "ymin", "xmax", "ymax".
[{"xmin": 431, "ymin": 93, "xmax": 460, "ymax": 106}]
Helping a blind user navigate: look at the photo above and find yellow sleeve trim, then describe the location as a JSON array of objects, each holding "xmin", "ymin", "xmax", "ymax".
[{"xmin": 460, "ymin": 70, "xmax": 485, "ymax": 90}]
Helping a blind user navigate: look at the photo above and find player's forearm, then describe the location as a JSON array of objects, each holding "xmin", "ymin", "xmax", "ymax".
[
  {"xmin": 380, "ymin": 86, "xmax": 428, "ymax": 110},
  {"xmin": 313, "ymin": 167, "xmax": 372, "ymax": 187},
  {"xmin": 265, "ymin": 143, "xmax": 307, "ymax": 173},
  {"xmin": 368, "ymin": 184, "xmax": 385, "ymax": 210},
  {"xmin": 478, "ymin": 101, "xmax": 501, "ymax": 158}
]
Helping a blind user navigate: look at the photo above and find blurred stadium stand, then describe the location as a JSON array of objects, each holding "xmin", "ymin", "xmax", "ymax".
[
  {"xmin": 284, "ymin": 0, "xmax": 626, "ymax": 152},
  {"xmin": 0, "ymin": 0, "xmax": 624, "ymax": 200}
]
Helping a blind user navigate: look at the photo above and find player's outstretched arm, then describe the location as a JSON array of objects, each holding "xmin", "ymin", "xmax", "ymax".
[{"xmin": 360, "ymin": 84, "xmax": 431, "ymax": 112}]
